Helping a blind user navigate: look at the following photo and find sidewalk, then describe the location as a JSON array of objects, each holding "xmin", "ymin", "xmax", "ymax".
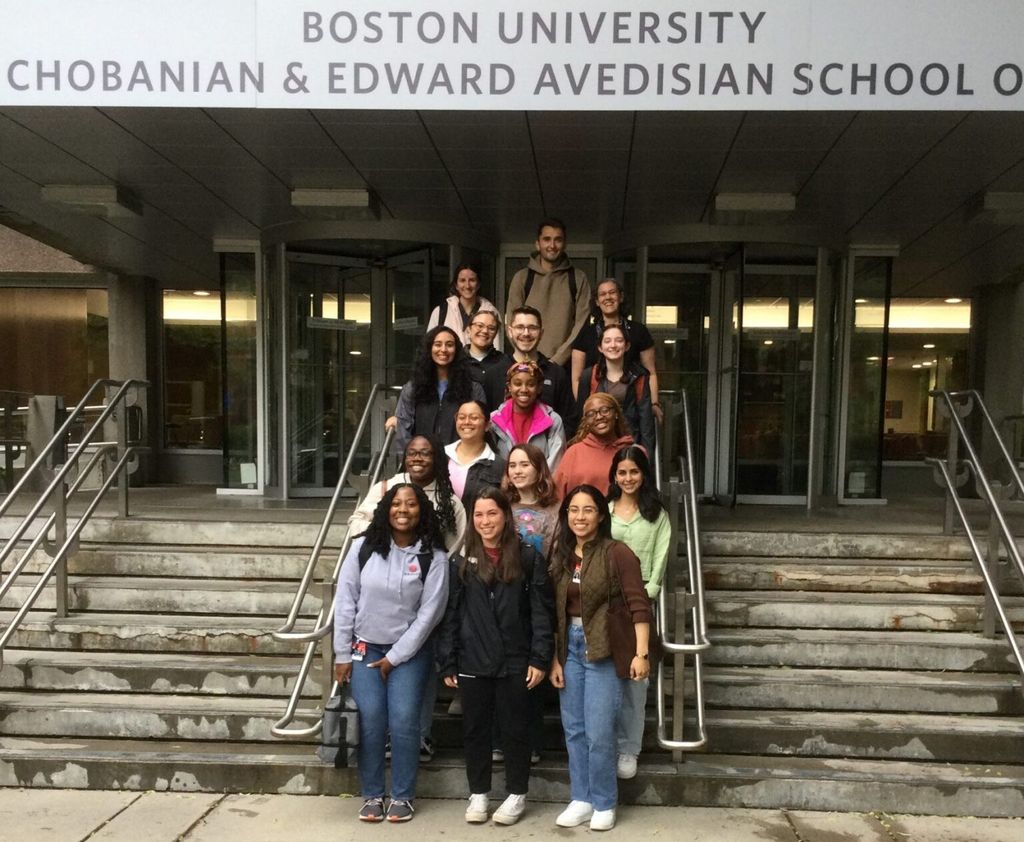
[{"xmin": 2, "ymin": 790, "xmax": 1020, "ymax": 841}]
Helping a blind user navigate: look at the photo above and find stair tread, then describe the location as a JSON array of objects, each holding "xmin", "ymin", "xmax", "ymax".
[
  {"xmin": 0, "ymin": 610, "xmax": 310, "ymax": 630},
  {"xmin": 706, "ymin": 708, "xmax": 1024, "ymax": 733},
  {"xmin": 1, "ymin": 649, "xmax": 307, "ymax": 670},
  {"xmin": 703, "ymin": 665, "xmax": 1020, "ymax": 690},
  {"xmin": 708, "ymin": 590, "xmax": 1022, "ymax": 604},
  {"xmin": 0, "ymin": 690, "xmax": 316, "ymax": 715}
]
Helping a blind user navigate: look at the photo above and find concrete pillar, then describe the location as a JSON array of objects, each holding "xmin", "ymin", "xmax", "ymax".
[
  {"xmin": 106, "ymin": 275, "xmax": 152, "ymax": 482},
  {"xmin": 974, "ymin": 277, "xmax": 1024, "ymax": 468}
]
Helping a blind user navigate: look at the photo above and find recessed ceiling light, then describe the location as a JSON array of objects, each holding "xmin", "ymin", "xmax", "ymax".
[
  {"xmin": 922, "ymin": 360, "xmax": 933, "ymax": 367},
  {"xmin": 663, "ymin": 339, "xmax": 676, "ymax": 345},
  {"xmin": 912, "ymin": 363, "xmax": 922, "ymax": 369},
  {"xmin": 855, "ymin": 298, "xmax": 869, "ymax": 304},
  {"xmin": 922, "ymin": 343, "xmax": 935, "ymax": 349},
  {"xmin": 944, "ymin": 297, "xmax": 963, "ymax": 304},
  {"xmin": 349, "ymin": 350, "xmax": 362, "ymax": 356},
  {"xmin": 867, "ymin": 356, "xmax": 880, "ymax": 361},
  {"xmin": 763, "ymin": 339, "xmax": 773, "ymax": 346},
  {"xmin": 192, "ymin": 290, "xmax": 212, "ymax": 297}
]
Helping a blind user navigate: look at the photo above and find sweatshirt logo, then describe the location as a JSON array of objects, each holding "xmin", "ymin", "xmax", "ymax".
[{"xmin": 408, "ymin": 563, "xmax": 418, "ymax": 574}]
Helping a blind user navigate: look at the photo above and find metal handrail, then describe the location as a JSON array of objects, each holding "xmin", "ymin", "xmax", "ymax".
[
  {"xmin": 274, "ymin": 383, "xmax": 396, "ymax": 637},
  {"xmin": 656, "ymin": 388, "xmax": 711, "ymax": 751},
  {"xmin": 927, "ymin": 389, "xmax": 1024, "ymax": 690},
  {"xmin": 271, "ymin": 384, "xmax": 398, "ymax": 738},
  {"xmin": 0, "ymin": 379, "xmax": 148, "ymax": 669},
  {"xmin": 271, "ymin": 429, "xmax": 395, "ymax": 737}
]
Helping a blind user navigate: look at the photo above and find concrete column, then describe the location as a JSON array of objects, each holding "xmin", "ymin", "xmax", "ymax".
[
  {"xmin": 975, "ymin": 277, "xmax": 1024, "ymax": 466},
  {"xmin": 106, "ymin": 275, "xmax": 152, "ymax": 482}
]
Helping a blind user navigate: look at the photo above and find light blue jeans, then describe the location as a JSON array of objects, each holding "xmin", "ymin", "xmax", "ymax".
[
  {"xmin": 616, "ymin": 675, "xmax": 648, "ymax": 756},
  {"xmin": 350, "ymin": 642, "xmax": 432, "ymax": 801},
  {"xmin": 559, "ymin": 622, "xmax": 624, "ymax": 811}
]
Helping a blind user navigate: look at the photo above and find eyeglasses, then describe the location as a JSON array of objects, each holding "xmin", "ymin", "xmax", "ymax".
[
  {"xmin": 406, "ymin": 449, "xmax": 433, "ymax": 459},
  {"xmin": 511, "ymin": 324, "xmax": 540, "ymax": 334},
  {"xmin": 584, "ymin": 406, "xmax": 615, "ymax": 419},
  {"xmin": 469, "ymin": 322, "xmax": 498, "ymax": 333},
  {"xmin": 567, "ymin": 506, "xmax": 599, "ymax": 516}
]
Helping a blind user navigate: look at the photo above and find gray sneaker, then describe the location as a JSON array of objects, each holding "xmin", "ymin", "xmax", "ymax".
[
  {"xmin": 386, "ymin": 799, "xmax": 415, "ymax": 823},
  {"xmin": 358, "ymin": 797, "xmax": 385, "ymax": 823}
]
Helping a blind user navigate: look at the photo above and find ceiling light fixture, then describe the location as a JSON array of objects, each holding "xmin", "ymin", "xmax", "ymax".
[
  {"xmin": 944, "ymin": 298, "xmax": 963, "ymax": 304},
  {"xmin": 193, "ymin": 290, "xmax": 212, "ymax": 297},
  {"xmin": 712, "ymin": 192, "xmax": 795, "ymax": 225},
  {"xmin": 922, "ymin": 343, "xmax": 935, "ymax": 349},
  {"xmin": 291, "ymin": 188, "xmax": 381, "ymax": 220},
  {"xmin": 41, "ymin": 184, "xmax": 143, "ymax": 218}
]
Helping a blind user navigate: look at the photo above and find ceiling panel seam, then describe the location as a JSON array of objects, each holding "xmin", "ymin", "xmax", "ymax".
[
  {"xmin": 524, "ymin": 112, "xmax": 547, "ymax": 217},
  {"xmin": 618, "ymin": 112, "xmax": 638, "ymax": 232},
  {"xmin": 844, "ymin": 112, "xmax": 973, "ymax": 235},
  {"xmin": 416, "ymin": 111, "xmax": 473, "ymax": 226},
  {"xmin": 308, "ymin": 110, "xmax": 395, "ymax": 219},
  {"xmin": 699, "ymin": 113, "xmax": 747, "ymax": 223},
  {"xmin": 902, "ymin": 225, "xmax": 1015, "ymax": 293},
  {"xmin": 794, "ymin": 113, "xmax": 859, "ymax": 198},
  {"xmin": 202, "ymin": 109, "xmax": 294, "ymax": 192},
  {"xmin": 97, "ymin": 109, "xmax": 262, "ymax": 230}
]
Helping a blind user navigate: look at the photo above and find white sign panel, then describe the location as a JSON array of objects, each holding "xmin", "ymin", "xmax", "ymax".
[{"xmin": 2, "ymin": 1, "xmax": 1024, "ymax": 109}]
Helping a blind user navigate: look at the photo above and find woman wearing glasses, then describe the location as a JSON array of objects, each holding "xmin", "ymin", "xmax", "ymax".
[
  {"xmin": 576, "ymin": 324, "xmax": 656, "ymax": 454},
  {"xmin": 548, "ymin": 483, "xmax": 651, "ymax": 831},
  {"xmin": 553, "ymin": 393, "xmax": 635, "ymax": 499},
  {"xmin": 427, "ymin": 262, "xmax": 500, "ymax": 345}
]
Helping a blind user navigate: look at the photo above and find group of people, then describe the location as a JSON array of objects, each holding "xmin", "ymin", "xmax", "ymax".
[{"xmin": 332, "ymin": 218, "xmax": 672, "ymax": 830}]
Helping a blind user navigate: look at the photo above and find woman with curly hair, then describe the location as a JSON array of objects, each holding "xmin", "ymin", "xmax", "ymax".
[
  {"xmin": 553, "ymin": 392, "xmax": 635, "ymax": 499},
  {"xmin": 387, "ymin": 325, "xmax": 487, "ymax": 454},
  {"xmin": 333, "ymin": 482, "xmax": 450, "ymax": 824},
  {"xmin": 349, "ymin": 435, "xmax": 465, "ymax": 556},
  {"xmin": 606, "ymin": 445, "xmax": 671, "ymax": 781}
]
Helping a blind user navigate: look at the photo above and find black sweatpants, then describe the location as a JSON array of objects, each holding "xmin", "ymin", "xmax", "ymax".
[{"xmin": 460, "ymin": 666, "xmax": 531, "ymax": 795}]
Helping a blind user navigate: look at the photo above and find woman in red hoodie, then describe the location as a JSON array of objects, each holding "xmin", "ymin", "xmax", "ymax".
[{"xmin": 553, "ymin": 392, "xmax": 635, "ymax": 498}]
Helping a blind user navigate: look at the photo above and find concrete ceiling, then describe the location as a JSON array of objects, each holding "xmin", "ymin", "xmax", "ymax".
[{"xmin": 2, "ymin": 107, "xmax": 1024, "ymax": 295}]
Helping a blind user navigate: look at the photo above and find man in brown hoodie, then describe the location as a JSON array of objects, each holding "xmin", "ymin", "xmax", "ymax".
[{"xmin": 505, "ymin": 218, "xmax": 592, "ymax": 368}]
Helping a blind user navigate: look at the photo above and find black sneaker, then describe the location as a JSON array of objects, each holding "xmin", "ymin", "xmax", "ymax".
[
  {"xmin": 419, "ymin": 737, "xmax": 434, "ymax": 761},
  {"xmin": 358, "ymin": 797, "xmax": 385, "ymax": 822},
  {"xmin": 387, "ymin": 799, "xmax": 415, "ymax": 822}
]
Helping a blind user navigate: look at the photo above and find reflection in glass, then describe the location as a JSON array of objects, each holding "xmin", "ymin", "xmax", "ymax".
[
  {"xmin": 222, "ymin": 253, "xmax": 258, "ymax": 488},
  {"xmin": 843, "ymin": 257, "xmax": 890, "ymax": 498},
  {"xmin": 735, "ymin": 273, "xmax": 815, "ymax": 496},
  {"xmin": 162, "ymin": 289, "xmax": 221, "ymax": 449}
]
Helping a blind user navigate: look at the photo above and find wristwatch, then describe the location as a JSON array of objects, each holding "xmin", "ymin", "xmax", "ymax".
[{"xmin": 635, "ymin": 653, "xmax": 649, "ymax": 660}]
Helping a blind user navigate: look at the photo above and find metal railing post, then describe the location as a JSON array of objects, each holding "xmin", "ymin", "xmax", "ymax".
[
  {"xmin": 52, "ymin": 477, "xmax": 69, "ymax": 619},
  {"xmin": 943, "ymin": 403, "xmax": 960, "ymax": 535},
  {"xmin": 116, "ymin": 401, "xmax": 130, "ymax": 518},
  {"xmin": 320, "ymin": 581, "xmax": 335, "ymax": 708}
]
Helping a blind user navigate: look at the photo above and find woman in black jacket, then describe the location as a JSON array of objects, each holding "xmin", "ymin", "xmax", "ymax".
[
  {"xmin": 437, "ymin": 487, "xmax": 554, "ymax": 827},
  {"xmin": 387, "ymin": 325, "xmax": 487, "ymax": 453}
]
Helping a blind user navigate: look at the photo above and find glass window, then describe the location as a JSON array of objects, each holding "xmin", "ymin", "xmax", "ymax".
[
  {"xmin": 222, "ymin": 254, "xmax": 258, "ymax": 488},
  {"xmin": 162, "ymin": 288, "xmax": 222, "ymax": 449},
  {"xmin": 882, "ymin": 297, "xmax": 971, "ymax": 462}
]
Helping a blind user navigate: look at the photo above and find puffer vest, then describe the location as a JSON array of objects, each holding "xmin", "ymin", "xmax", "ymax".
[{"xmin": 553, "ymin": 537, "xmax": 622, "ymax": 664}]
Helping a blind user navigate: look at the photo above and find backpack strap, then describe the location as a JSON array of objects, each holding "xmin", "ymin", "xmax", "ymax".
[
  {"xmin": 358, "ymin": 538, "xmax": 433, "ymax": 583},
  {"xmin": 524, "ymin": 267, "xmax": 578, "ymax": 323},
  {"xmin": 524, "ymin": 269, "xmax": 535, "ymax": 300}
]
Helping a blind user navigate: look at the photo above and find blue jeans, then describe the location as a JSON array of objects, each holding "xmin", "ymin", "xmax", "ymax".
[
  {"xmin": 350, "ymin": 642, "xmax": 432, "ymax": 801},
  {"xmin": 559, "ymin": 623, "xmax": 624, "ymax": 811},
  {"xmin": 616, "ymin": 675, "xmax": 648, "ymax": 756}
]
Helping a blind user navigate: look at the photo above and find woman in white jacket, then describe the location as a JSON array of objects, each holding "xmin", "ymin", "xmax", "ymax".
[{"xmin": 427, "ymin": 262, "xmax": 499, "ymax": 345}]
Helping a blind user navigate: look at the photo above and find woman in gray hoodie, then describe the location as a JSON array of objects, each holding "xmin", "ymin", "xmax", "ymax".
[{"xmin": 333, "ymin": 483, "xmax": 450, "ymax": 824}]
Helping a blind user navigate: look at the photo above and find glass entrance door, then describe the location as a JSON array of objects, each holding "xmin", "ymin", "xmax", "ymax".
[
  {"xmin": 286, "ymin": 255, "xmax": 372, "ymax": 494},
  {"xmin": 733, "ymin": 266, "xmax": 816, "ymax": 500}
]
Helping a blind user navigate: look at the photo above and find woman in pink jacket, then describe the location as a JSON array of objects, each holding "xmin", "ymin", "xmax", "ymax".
[{"xmin": 489, "ymin": 360, "xmax": 565, "ymax": 472}]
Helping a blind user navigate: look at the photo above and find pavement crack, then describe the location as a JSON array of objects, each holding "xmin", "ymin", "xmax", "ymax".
[
  {"xmin": 782, "ymin": 810, "xmax": 808, "ymax": 842},
  {"xmin": 178, "ymin": 793, "xmax": 228, "ymax": 840},
  {"xmin": 79, "ymin": 791, "xmax": 145, "ymax": 841}
]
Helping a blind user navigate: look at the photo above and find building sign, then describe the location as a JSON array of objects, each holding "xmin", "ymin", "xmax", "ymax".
[{"xmin": 2, "ymin": 1, "xmax": 1024, "ymax": 110}]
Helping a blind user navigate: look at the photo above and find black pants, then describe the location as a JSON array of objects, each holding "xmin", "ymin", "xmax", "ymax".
[{"xmin": 460, "ymin": 667, "xmax": 531, "ymax": 795}]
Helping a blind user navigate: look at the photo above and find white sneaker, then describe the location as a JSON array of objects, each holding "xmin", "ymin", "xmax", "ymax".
[
  {"xmin": 465, "ymin": 793, "xmax": 489, "ymax": 823},
  {"xmin": 555, "ymin": 800, "xmax": 594, "ymax": 827},
  {"xmin": 492, "ymin": 793, "xmax": 527, "ymax": 825},
  {"xmin": 590, "ymin": 808, "xmax": 616, "ymax": 831},
  {"xmin": 617, "ymin": 753, "xmax": 638, "ymax": 779}
]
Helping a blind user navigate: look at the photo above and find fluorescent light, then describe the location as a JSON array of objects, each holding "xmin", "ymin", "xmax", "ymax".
[
  {"xmin": 42, "ymin": 184, "xmax": 143, "ymax": 218},
  {"xmin": 193, "ymin": 290, "xmax": 212, "ymax": 297},
  {"xmin": 855, "ymin": 298, "xmax": 869, "ymax": 304},
  {"xmin": 867, "ymin": 356, "xmax": 880, "ymax": 361},
  {"xmin": 922, "ymin": 361, "xmax": 933, "ymax": 367},
  {"xmin": 912, "ymin": 363, "xmax": 922, "ymax": 369},
  {"xmin": 922, "ymin": 343, "xmax": 935, "ymax": 349},
  {"xmin": 662, "ymin": 339, "xmax": 676, "ymax": 345},
  {"xmin": 763, "ymin": 339, "xmax": 774, "ymax": 346},
  {"xmin": 944, "ymin": 298, "xmax": 962, "ymax": 304},
  {"xmin": 349, "ymin": 350, "xmax": 363, "ymax": 356}
]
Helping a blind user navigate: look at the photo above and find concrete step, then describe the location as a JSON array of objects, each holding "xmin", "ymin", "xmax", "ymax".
[
  {"xmin": 1, "ymin": 610, "xmax": 312, "ymax": 655},
  {"xmin": 1, "ymin": 576, "xmax": 321, "ymax": 616},
  {"xmin": 701, "ymin": 531, "xmax": 984, "ymax": 561},
  {"xmin": 0, "ymin": 692, "xmax": 322, "ymax": 743},
  {"xmin": 705, "ymin": 628, "xmax": 1022, "ymax": 672},
  {"xmin": 707, "ymin": 590, "xmax": 1024, "ymax": 631},
  {"xmin": 702, "ymin": 557, "xmax": 992, "ymax": 595},
  {"xmin": 0, "ymin": 650, "xmax": 320, "ymax": 697},
  {"xmin": 19, "ymin": 545, "xmax": 326, "ymax": 581},
  {"xmin": 1, "ymin": 738, "xmax": 1022, "ymax": 816},
  {"xmin": 702, "ymin": 667, "xmax": 1024, "ymax": 715},
  {"xmin": 0, "ymin": 515, "xmax": 348, "ymax": 549},
  {"xmin": 704, "ymin": 709, "xmax": 1024, "ymax": 764}
]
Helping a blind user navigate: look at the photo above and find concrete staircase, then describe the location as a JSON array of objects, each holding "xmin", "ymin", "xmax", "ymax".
[{"xmin": 2, "ymin": 514, "xmax": 1023, "ymax": 815}]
